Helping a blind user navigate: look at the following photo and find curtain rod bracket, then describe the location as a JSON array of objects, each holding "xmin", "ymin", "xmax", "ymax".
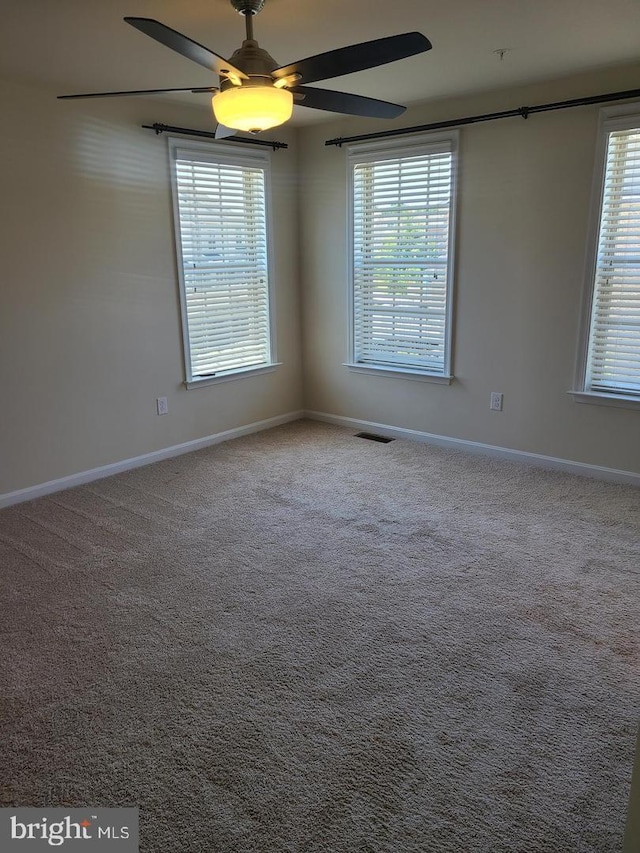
[{"xmin": 519, "ymin": 106, "xmax": 530, "ymax": 120}]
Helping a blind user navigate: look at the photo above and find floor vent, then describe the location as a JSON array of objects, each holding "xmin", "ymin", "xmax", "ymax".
[{"xmin": 355, "ymin": 432, "xmax": 395, "ymax": 444}]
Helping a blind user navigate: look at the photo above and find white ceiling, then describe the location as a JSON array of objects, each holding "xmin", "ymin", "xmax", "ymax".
[{"xmin": 2, "ymin": 0, "xmax": 640, "ymax": 125}]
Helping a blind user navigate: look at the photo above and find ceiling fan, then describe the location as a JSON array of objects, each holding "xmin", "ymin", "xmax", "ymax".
[{"xmin": 58, "ymin": 0, "xmax": 432, "ymax": 136}]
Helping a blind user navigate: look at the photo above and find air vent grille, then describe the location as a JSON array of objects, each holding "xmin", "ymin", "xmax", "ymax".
[{"xmin": 355, "ymin": 432, "xmax": 395, "ymax": 444}]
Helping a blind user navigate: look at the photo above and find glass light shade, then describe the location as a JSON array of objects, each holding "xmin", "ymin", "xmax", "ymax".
[{"xmin": 212, "ymin": 86, "xmax": 293, "ymax": 132}]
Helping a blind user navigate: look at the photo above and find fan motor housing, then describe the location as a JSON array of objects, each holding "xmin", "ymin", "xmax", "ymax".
[{"xmin": 221, "ymin": 39, "xmax": 278, "ymax": 90}]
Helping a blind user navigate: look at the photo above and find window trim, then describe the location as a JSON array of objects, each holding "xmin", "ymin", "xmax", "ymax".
[
  {"xmin": 346, "ymin": 130, "xmax": 459, "ymax": 380},
  {"xmin": 571, "ymin": 104, "xmax": 640, "ymax": 409},
  {"xmin": 342, "ymin": 362, "xmax": 452, "ymax": 384},
  {"xmin": 168, "ymin": 136, "xmax": 278, "ymax": 388},
  {"xmin": 184, "ymin": 363, "xmax": 283, "ymax": 391}
]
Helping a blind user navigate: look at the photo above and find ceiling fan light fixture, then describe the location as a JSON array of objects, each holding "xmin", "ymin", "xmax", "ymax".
[
  {"xmin": 60, "ymin": 10, "xmax": 432, "ymax": 123},
  {"xmin": 212, "ymin": 85, "xmax": 293, "ymax": 133}
]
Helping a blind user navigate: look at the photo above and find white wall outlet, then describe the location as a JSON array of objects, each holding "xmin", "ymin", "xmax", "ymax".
[
  {"xmin": 156, "ymin": 397, "xmax": 169, "ymax": 416},
  {"xmin": 490, "ymin": 392, "xmax": 504, "ymax": 412}
]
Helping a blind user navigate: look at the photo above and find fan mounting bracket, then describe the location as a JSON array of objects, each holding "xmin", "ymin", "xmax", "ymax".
[{"xmin": 230, "ymin": 0, "xmax": 266, "ymax": 16}]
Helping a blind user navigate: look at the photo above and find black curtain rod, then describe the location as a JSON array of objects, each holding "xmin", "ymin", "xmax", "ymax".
[
  {"xmin": 142, "ymin": 123, "xmax": 288, "ymax": 150},
  {"xmin": 324, "ymin": 86, "xmax": 640, "ymax": 147}
]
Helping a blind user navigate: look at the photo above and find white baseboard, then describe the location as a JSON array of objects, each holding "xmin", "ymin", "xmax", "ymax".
[
  {"xmin": 0, "ymin": 410, "xmax": 305, "ymax": 509},
  {"xmin": 3, "ymin": 408, "xmax": 637, "ymax": 508},
  {"xmin": 305, "ymin": 410, "xmax": 640, "ymax": 487}
]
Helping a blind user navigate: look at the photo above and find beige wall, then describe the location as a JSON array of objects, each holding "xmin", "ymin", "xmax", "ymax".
[
  {"xmin": 3, "ymin": 61, "xmax": 640, "ymax": 496},
  {"xmin": 0, "ymin": 79, "xmax": 303, "ymax": 495},
  {"xmin": 298, "ymin": 63, "xmax": 640, "ymax": 475}
]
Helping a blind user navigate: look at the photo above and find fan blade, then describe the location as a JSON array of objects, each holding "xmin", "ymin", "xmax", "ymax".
[
  {"xmin": 215, "ymin": 124, "xmax": 237, "ymax": 139},
  {"xmin": 58, "ymin": 86, "xmax": 217, "ymax": 100},
  {"xmin": 272, "ymin": 32, "xmax": 431, "ymax": 85},
  {"xmin": 292, "ymin": 86, "xmax": 405, "ymax": 118},
  {"xmin": 124, "ymin": 17, "xmax": 248, "ymax": 80}
]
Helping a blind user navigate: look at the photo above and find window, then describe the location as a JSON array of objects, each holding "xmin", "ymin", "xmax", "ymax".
[
  {"xmin": 577, "ymin": 110, "xmax": 640, "ymax": 405},
  {"xmin": 348, "ymin": 132, "xmax": 458, "ymax": 380},
  {"xmin": 169, "ymin": 138, "xmax": 275, "ymax": 386}
]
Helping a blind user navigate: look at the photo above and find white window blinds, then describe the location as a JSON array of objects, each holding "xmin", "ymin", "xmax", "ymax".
[
  {"xmin": 350, "ymin": 137, "xmax": 456, "ymax": 375},
  {"xmin": 171, "ymin": 142, "xmax": 272, "ymax": 380},
  {"xmin": 586, "ymin": 126, "xmax": 640, "ymax": 396}
]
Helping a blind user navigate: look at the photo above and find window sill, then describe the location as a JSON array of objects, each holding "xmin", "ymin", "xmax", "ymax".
[
  {"xmin": 185, "ymin": 363, "xmax": 282, "ymax": 390},
  {"xmin": 343, "ymin": 363, "xmax": 452, "ymax": 385},
  {"xmin": 568, "ymin": 390, "xmax": 640, "ymax": 411}
]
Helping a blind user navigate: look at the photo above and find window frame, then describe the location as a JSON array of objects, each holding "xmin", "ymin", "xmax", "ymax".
[
  {"xmin": 345, "ymin": 130, "xmax": 459, "ymax": 383},
  {"xmin": 168, "ymin": 136, "xmax": 278, "ymax": 389},
  {"xmin": 572, "ymin": 104, "xmax": 640, "ymax": 410}
]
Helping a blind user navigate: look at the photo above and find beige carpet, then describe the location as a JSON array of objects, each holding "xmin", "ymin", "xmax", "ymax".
[{"xmin": 1, "ymin": 420, "xmax": 638, "ymax": 852}]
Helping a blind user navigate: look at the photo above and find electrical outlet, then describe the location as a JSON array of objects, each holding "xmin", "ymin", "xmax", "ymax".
[
  {"xmin": 156, "ymin": 397, "xmax": 169, "ymax": 416},
  {"xmin": 490, "ymin": 392, "xmax": 504, "ymax": 412}
]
